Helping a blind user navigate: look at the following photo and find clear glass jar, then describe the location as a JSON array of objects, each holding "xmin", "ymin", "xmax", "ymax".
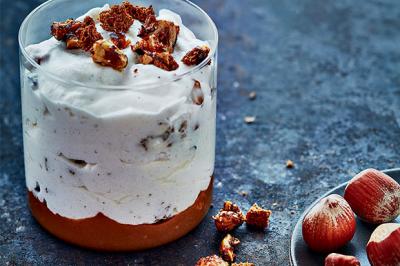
[{"xmin": 19, "ymin": 0, "xmax": 217, "ymax": 251}]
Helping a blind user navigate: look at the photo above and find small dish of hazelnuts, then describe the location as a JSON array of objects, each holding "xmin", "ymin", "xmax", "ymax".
[{"xmin": 290, "ymin": 168, "xmax": 400, "ymax": 266}]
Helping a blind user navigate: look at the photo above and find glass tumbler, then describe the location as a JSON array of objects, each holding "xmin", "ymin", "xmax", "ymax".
[{"xmin": 19, "ymin": 0, "xmax": 218, "ymax": 251}]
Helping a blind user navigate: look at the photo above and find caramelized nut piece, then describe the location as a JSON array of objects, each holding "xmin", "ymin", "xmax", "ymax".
[
  {"xmin": 213, "ymin": 201, "xmax": 245, "ymax": 232},
  {"xmin": 99, "ymin": 3, "xmax": 134, "ymax": 33},
  {"xmin": 137, "ymin": 51, "xmax": 179, "ymax": 71},
  {"xmin": 245, "ymin": 203, "xmax": 272, "ymax": 230},
  {"xmin": 51, "ymin": 17, "xmax": 102, "ymax": 51},
  {"xmin": 195, "ymin": 255, "xmax": 229, "ymax": 266},
  {"xmin": 232, "ymin": 263, "xmax": 255, "ymax": 266},
  {"xmin": 192, "ymin": 80, "xmax": 204, "ymax": 105},
  {"xmin": 51, "ymin": 19, "xmax": 82, "ymax": 41},
  {"xmin": 75, "ymin": 16, "xmax": 103, "ymax": 51},
  {"xmin": 92, "ymin": 40, "xmax": 128, "ymax": 71},
  {"xmin": 135, "ymin": 20, "xmax": 180, "ymax": 53},
  {"xmin": 122, "ymin": 1, "xmax": 155, "ymax": 23},
  {"xmin": 182, "ymin": 46, "xmax": 210, "ymax": 66},
  {"xmin": 219, "ymin": 234, "xmax": 240, "ymax": 262}
]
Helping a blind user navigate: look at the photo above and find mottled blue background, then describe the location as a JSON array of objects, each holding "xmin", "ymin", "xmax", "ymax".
[{"xmin": 1, "ymin": 0, "xmax": 399, "ymax": 265}]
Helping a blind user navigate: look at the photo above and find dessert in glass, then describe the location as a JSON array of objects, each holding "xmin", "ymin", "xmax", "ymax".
[{"xmin": 19, "ymin": 0, "xmax": 218, "ymax": 251}]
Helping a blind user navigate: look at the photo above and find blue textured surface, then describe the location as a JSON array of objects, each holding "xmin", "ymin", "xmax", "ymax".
[{"xmin": 1, "ymin": 0, "xmax": 400, "ymax": 265}]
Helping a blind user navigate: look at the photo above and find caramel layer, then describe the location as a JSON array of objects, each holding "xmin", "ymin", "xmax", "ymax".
[{"xmin": 28, "ymin": 177, "xmax": 213, "ymax": 251}]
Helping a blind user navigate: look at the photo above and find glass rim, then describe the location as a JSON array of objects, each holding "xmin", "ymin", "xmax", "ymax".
[{"xmin": 18, "ymin": 0, "xmax": 218, "ymax": 90}]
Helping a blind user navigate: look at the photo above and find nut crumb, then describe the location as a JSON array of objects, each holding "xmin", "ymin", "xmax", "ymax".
[
  {"xmin": 195, "ymin": 255, "xmax": 229, "ymax": 266},
  {"xmin": 244, "ymin": 116, "xmax": 255, "ymax": 124},
  {"xmin": 245, "ymin": 203, "xmax": 272, "ymax": 230},
  {"xmin": 248, "ymin": 91, "xmax": 256, "ymax": 100},
  {"xmin": 213, "ymin": 201, "xmax": 245, "ymax": 232},
  {"xmin": 286, "ymin": 160, "xmax": 294, "ymax": 168},
  {"xmin": 219, "ymin": 234, "xmax": 240, "ymax": 262}
]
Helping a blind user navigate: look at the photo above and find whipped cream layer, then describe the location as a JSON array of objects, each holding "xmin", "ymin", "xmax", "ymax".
[{"xmin": 22, "ymin": 5, "xmax": 216, "ymax": 225}]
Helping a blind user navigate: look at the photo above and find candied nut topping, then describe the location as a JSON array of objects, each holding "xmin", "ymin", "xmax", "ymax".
[
  {"xmin": 245, "ymin": 203, "xmax": 272, "ymax": 230},
  {"xmin": 51, "ymin": 19, "xmax": 82, "ymax": 41},
  {"xmin": 110, "ymin": 32, "xmax": 131, "ymax": 49},
  {"xmin": 195, "ymin": 255, "xmax": 229, "ymax": 266},
  {"xmin": 99, "ymin": 3, "xmax": 134, "ymax": 33},
  {"xmin": 182, "ymin": 46, "xmax": 210, "ymax": 66},
  {"xmin": 219, "ymin": 234, "xmax": 240, "ymax": 262},
  {"xmin": 122, "ymin": 1, "xmax": 155, "ymax": 23},
  {"xmin": 136, "ymin": 51, "xmax": 179, "ymax": 71},
  {"xmin": 192, "ymin": 80, "xmax": 204, "ymax": 105},
  {"xmin": 92, "ymin": 40, "xmax": 128, "ymax": 71},
  {"xmin": 134, "ymin": 20, "xmax": 180, "ymax": 53},
  {"xmin": 76, "ymin": 17, "xmax": 103, "ymax": 51},
  {"xmin": 213, "ymin": 201, "xmax": 245, "ymax": 232},
  {"xmin": 51, "ymin": 16, "xmax": 102, "ymax": 51}
]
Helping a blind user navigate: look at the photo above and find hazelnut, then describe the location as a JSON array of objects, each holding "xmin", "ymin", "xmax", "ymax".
[
  {"xmin": 195, "ymin": 255, "xmax": 229, "ymax": 266},
  {"xmin": 366, "ymin": 223, "xmax": 400, "ymax": 266},
  {"xmin": 344, "ymin": 168, "xmax": 400, "ymax": 224},
  {"xmin": 245, "ymin": 203, "xmax": 272, "ymax": 230},
  {"xmin": 91, "ymin": 40, "xmax": 128, "ymax": 71},
  {"xmin": 324, "ymin": 253, "xmax": 360, "ymax": 266},
  {"xmin": 219, "ymin": 234, "xmax": 240, "ymax": 262},
  {"xmin": 302, "ymin": 194, "xmax": 356, "ymax": 252}
]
